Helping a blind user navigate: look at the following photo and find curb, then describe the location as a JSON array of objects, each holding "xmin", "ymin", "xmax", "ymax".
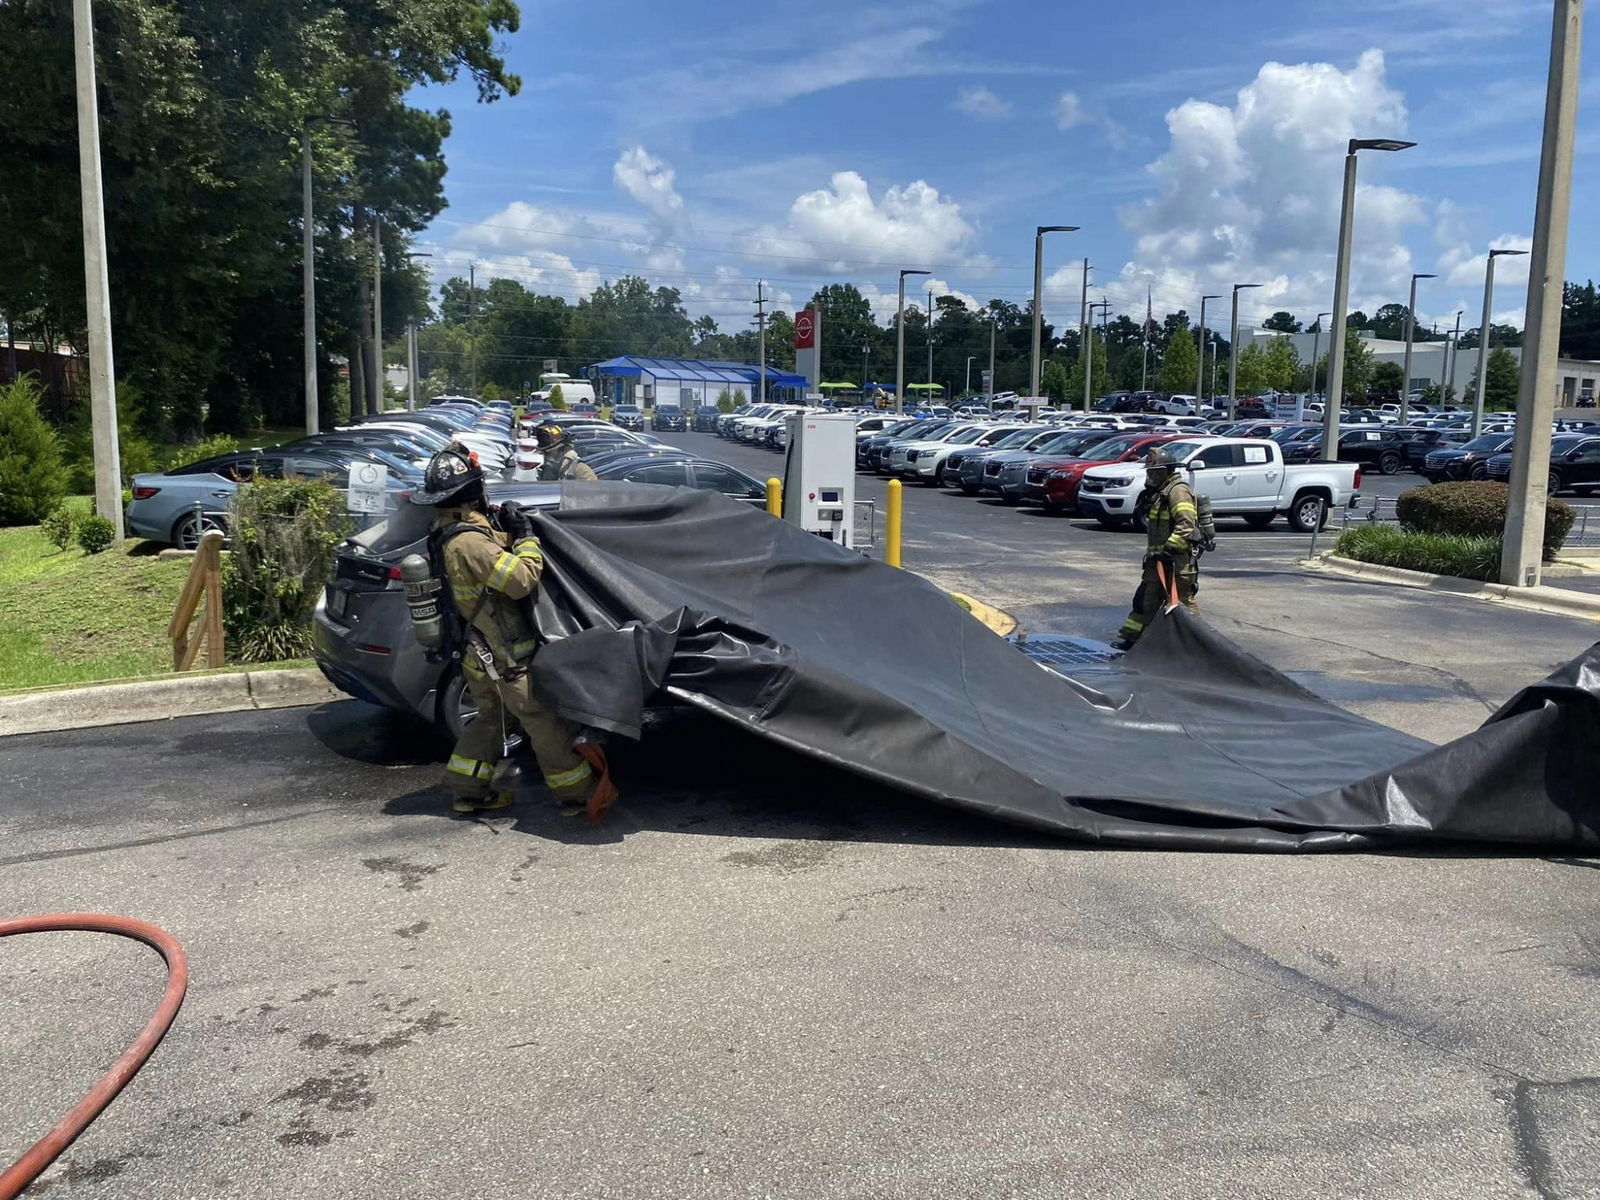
[
  {"xmin": 0, "ymin": 668, "xmax": 344, "ymax": 739},
  {"xmin": 1306, "ymin": 555, "xmax": 1600, "ymax": 621},
  {"xmin": 950, "ymin": 592, "xmax": 1019, "ymax": 637}
]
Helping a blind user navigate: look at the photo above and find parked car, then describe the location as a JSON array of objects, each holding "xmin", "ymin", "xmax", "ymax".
[
  {"xmin": 883, "ymin": 422, "xmax": 989, "ymax": 479},
  {"xmin": 1018, "ymin": 431, "xmax": 1169, "ymax": 513},
  {"xmin": 692, "ymin": 405, "xmax": 723, "ymax": 432},
  {"xmin": 593, "ymin": 455, "xmax": 768, "ymax": 502},
  {"xmin": 1283, "ymin": 427, "xmax": 1408, "ymax": 475},
  {"xmin": 1077, "ymin": 437, "xmax": 1361, "ymax": 532},
  {"xmin": 946, "ymin": 427, "xmax": 1054, "ymax": 494},
  {"xmin": 127, "ymin": 450, "xmax": 409, "ymax": 548},
  {"xmin": 1484, "ymin": 435, "xmax": 1600, "ymax": 494},
  {"xmin": 611, "ymin": 404, "xmax": 645, "ymax": 430},
  {"xmin": 979, "ymin": 428, "xmax": 1126, "ymax": 502},
  {"xmin": 652, "ymin": 405, "xmax": 687, "ymax": 432},
  {"xmin": 909, "ymin": 423, "xmax": 1036, "ymax": 486},
  {"xmin": 859, "ymin": 419, "xmax": 952, "ymax": 471},
  {"xmin": 1420, "ymin": 433, "xmax": 1517, "ymax": 482}
]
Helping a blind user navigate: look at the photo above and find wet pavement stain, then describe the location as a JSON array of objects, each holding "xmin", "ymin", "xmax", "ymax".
[
  {"xmin": 360, "ymin": 855, "xmax": 442, "ymax": 891},
  {"xmin": 272, "ymin": 1071, "xmax": 376, "ymax": 1113},
  {"xmin": 721, "ymin": 840, "xmax": 835, "ymax": 873},
  {"xmin": 393, "ymin": 920, "xmax": 430, "ymax": 940}
]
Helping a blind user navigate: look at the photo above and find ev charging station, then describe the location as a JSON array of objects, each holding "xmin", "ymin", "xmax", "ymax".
[{"xmin": 781, "ymin": 412, "xmax": 857, "ymax": 548}]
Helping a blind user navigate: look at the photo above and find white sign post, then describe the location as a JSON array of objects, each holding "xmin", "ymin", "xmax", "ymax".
[{"xmin": 347, "ymin": 462, "xmax": 389, "ymax": 514}]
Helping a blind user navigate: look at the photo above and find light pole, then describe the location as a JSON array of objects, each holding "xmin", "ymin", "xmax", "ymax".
[
  {"xmin": 897, "ymin": 268, "xmax": 929, "ymax": 415},
  {"xmin": 1445, "ymin": 310, "xmax": 1464, "ymax": 405},
  {"xmin": 1503, "ymin": 0, "xmax": 1581, "ymax": 588},
  {"xmin": 1228, "ymin": 282, "xmax": 1262, "ymax": 418},
  {"xmin": 1309, "ymin": 311, "xmax": 1331, "ymax": 406},
  {"xmin": 861, "ymin": 340, "xmax": 870, "ymax": 400},
  {"xmin": 927, "ymin": 287, "xmax": 935, "ymax": 388},
  {"xmin": 1324, "ymin": 137, "xmax": 1416, "ymax": 456},
  {"xmin": 72, "ymin": 0, "xmax": 122, "ymax": 536},
  {"xmin": 1400, "ymin": 273, "xmax": 1435, "ymax": 423},
  {"xmin": 370, "ymin": 214, "xmax": 384, "ymax": 415},
  {"xmin": 1031, "ymin": 225, "xmax": 1079, "ymax": 398},
  {"xmin": 1209, "ymin": 340, "xmax": 1219, "ymax": 400},
  {"xmin": 1470, "ymin": 247, "xmax": 1528, "ymax": 435},
  {"xmin": 987, "ymin": 309, "xmax": 997, "ymax": 400},
  {"xmin": 1196, "ymin": 294, "xmax": 1220, "ymax": 404},
  {"xmin": 965, "ymin": 356, "xmax": 976, "ymax": 395},
  {"xmin": 1085, "ymin": 300, "xmax": 1111, "ymax": 409},
  {"xmin": 404, "ymin": 251, "xmax": 431, "ymax": 412},
  {"xmin": 301, "ymin": 117, "xmax": 354, "ymax": 434}
]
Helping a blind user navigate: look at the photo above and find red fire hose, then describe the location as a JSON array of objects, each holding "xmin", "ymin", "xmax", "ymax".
[{"xmin": 0, "ymin": 914, "xmax": 188, "ymax": 1200}]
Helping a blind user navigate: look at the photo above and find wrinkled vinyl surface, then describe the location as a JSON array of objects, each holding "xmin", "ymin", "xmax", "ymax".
[{"xmin": 523, "ymin": 483, "xmax": 1600, "ymax": 851}]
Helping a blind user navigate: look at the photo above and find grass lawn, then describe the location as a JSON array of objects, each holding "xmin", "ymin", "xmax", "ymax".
[{"xmin": 0, "ymin": 520, "xmax": 193, "ymax": 691}]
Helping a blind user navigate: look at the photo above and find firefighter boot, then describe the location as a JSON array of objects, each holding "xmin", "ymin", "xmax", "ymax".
[{"xmin": 451, "ymin": 789, "xmax": 516, "ymax": 814}]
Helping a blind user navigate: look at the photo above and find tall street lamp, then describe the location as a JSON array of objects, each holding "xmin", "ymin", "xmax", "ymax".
[
  {"xmin": 1308, "ymin": 311, "xmax": 1331, "ymax": 407},
  {"xmin": 965, "ymin": 356, "xmax": 976, "ymax": 395},
  {"xmin": 404, "ymin": 251, "xmax": 431, "ymax": 412},
  {"xmin": 1196, "ymin": 294, "xmax": 1220, "ymax": 403},
  {"xmin": 1228, "ymin": 282, "xmax": 1262, "ymax": 418},
  {"xmin": 1399, "ymin": 273, "xmax": 1435, "ymax": 424},
  {"xmin": 1031, "ymin": 225, "xmax": 1079, "ymax": 398},
  {"xmin": 1470, "ymin": 247, "xmax": 1529, "ymax": 435},
  {"xmin": 861, "ymin": 340, "xmax": 870, "ymax": 401},
  {"xmin": 1444, "ymin": 310, "xmax": 1464, "ymax": 406},
  {"xmin": 301, "ymin": 116, "xmax": 355, "ymax": 435},
  {"xmin": 986, "ymin": 309, "xmax": 997, "ymax": 400},
  {"xmin": 1324, "ymin": 137, "xmax": 1416, "ymax": 457},
  {"xmin": 1085, "ymin": 300, "xmax": 1112, "ymax": 410},
  {"xmin": 896, "ymin": 268, "xmax": 930, "ymax": 415}
]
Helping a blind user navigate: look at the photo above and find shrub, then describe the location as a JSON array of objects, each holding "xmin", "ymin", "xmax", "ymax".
[
  {"xmin": 548, "ymin": 382, "xmax": 567, "ymax": 411},
  {"xmin": 717, "ymin": 388, "xmax": 737, "ymax": 413},
  {"xmin": 1335, "ymin": 525, "xmax": 1503, "ymax": 582},
  {"xmin": 166, "ymin": 433, "xmax": 240, "ymax": 471},
  {"xmin": 222, "ymin": 476, "xmax": 348, "ymax": 663},
  {"xmin": 0, "ymin": 376, "xmax": 70, "ymax": 525},
  {"xmin": 42, "ymin": 505, "xmax": 78, "ymax": 551},
  {"xmin": 76, "ymin": 514, "xmax": 117, "ymax": 555},
  {"xmin": 1397, "ymin": 481, "xmax": 1573, "ymax": 561}
]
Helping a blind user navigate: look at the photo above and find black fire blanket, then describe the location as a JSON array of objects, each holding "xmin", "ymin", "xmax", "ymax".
[{"xmin": 522, "ymin": 483, "xmax": 1600, "ymax": 851}]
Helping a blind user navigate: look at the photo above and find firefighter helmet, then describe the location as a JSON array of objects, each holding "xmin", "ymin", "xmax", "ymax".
[
  {"xmin": 532, "ymin": 422, "xmax": 567, "ymax": 450},
  {"xmin": 411, "ymin": 446, "xmax": 484, "ymax": 507}
]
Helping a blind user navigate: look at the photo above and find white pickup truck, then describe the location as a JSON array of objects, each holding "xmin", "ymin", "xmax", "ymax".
[{"xmin": 1075, "ymin": 436, "xmax": 1361, "ymax": 532}]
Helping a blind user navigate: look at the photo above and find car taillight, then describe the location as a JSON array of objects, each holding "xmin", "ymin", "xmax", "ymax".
[
  {"xmin": 387, "ymin": 565, "xmax": 403, "ymax": 580},
  {"xmin": 132, "ymin": 486, "xmax": 160, "ymax": 500},
  {"xmin": 1353, "ymin": 468, "xmax": 1363, "ymax": 489}
]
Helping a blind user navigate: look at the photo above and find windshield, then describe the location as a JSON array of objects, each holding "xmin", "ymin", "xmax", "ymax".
[
  {"xmin": 1086, "ymin": 434, "xmax": 1153, "ymax": 460},
  {"xmin": 948, "ymin": 426, "xmax": 987, "ymax": 445},
  {"xmin": 1462, "ymin": 434, "xmax": 1508, "ymax": 451},
  {"xmin": 1550, "ymin": 436, "xmax": 1588, "ymax": 454}
]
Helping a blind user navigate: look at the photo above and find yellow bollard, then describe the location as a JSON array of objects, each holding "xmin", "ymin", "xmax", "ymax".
[
  {"xmin": 886, "ymin": 478, "xmax": 903, "ymax": 568},
  {"xmin": 766, "ymin": 476, "xmax": 782, "ymax": 517}
]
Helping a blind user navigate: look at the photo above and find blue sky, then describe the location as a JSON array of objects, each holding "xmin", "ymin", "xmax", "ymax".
[{"xmin": 416, "ymin": 0, "xmax": 1598, "ymax": 342}]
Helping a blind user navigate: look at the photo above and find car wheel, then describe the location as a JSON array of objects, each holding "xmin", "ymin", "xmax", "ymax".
[
  {"xmin": 1041, "ymin": 499, "xmax": 1064, "ymax": 516},
  {"xmin": 1287, "ymin": 494, "xmax": 1328, "ymax": 533},
  {"xmin": 434, "ymin": 667, "xmax": 478, "ymax": 743},
  {"xmin": 1468, "ymin": 462, "xmax": 1489, "ymax": 481},
  {"xmin": 171, "ymin": 510, "xmax": 227, "ymax": 550},
  {"xmin": 1095, "ymin": 516, "xmax": 1129, "ymax": 530},
  {"xmin": 1378, "ymin": 452, "xmax": 1401, "ymax": 475},
  {"xmin": 999, "ymin": 490, "xmax": 1019, "ymax": 505},
  {"xmin": 959, "ymin": 482, "xmax": 980, "ymax": 495},
  {"xmin": 1242, "ymin": 512, "xmax": 1275, "ymax": 530},
  {"xmin": 1548, "ymin": 469, "xmax": 1564, "ymax": 495}
]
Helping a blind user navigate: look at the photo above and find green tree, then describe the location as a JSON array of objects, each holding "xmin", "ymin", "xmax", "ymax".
[
  {"xmin": 1371, "ymin": 361, "xmax": 1405, "ymax": 396},
  {"xmin": 810, "ymin": 284, "xmax": 882, "ymax": 382},
  {"xmin": 1562, "ymin": 280, "xmax": 1600, "ymax": 359},
  {"xmin": 1260, "ymin": 336, "xmax": 1300, "ymax": 392},
  {"xmin": 1470, "ymin": 347, "xmax": 1521, "ymax": 411},
  {"xmin": 1341, "ymin": 336, "xmax": 1375, "ymax": 399},
  {"xmin": 1041, "ymin": 359, "xmax": 1070, "ymax": 404},
  {"xmin": 1155, "ymin": 326, "xmax": 1198, "ymax": 395},
  {"xmin": 0, "ymin": 376, "xmax": 69, "ymax": 525},
  {"xmin": 1263, "ymin": 311, "xmax": 1302, "ymax": 333},
  {"xmin": 1232, "ymin": 343, "xmax": 1270, "ymax": 396}
]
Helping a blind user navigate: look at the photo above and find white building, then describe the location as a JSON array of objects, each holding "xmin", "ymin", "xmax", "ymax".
[{"xmin": 1246, "ymin": 327, "xmax": 1598, "ymax": 404}]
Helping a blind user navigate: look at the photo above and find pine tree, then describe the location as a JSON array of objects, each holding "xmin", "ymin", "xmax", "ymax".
[{"xmin": 1156, "ymin": 328, "xmax": 1198, "ymax": 395}]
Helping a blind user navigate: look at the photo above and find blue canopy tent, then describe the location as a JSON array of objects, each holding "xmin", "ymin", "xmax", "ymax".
[{"xmin": 585, "ymin": 356, "xmax": 808, "ymax": 408}]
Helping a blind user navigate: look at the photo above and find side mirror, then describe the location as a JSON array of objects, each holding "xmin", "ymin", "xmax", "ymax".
[{"xmin": 1186, "ymin": 460, "xmax": 1206, "ymax": 471}]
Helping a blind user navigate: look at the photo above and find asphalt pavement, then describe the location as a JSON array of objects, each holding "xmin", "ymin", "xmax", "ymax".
[{"xmin": 4, "ymin": 436, "xmax": 1600, "ymax": 1198}]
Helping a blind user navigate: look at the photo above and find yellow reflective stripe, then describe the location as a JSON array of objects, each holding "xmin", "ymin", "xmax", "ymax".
[
  {"xmin": 1119, "ymin": 617, "xmax": 1144, "ymax": 634},
  {"xmin": 447, "ymin": 754, "xmax": 492, "ymax": 779},
  {"xmin": 1171, "ymin": 502, "xmax": 1198, "ymax": 515},
  {"xmin": 512, "ymin": 538, "xmax": 542, "ymax": 562},
  {"xmin": 544, "ymin": 762, "xmax": 593, "ymax": 789},
  {"xmin": 485, "ymin": 551, "xmax": 518, "ymax": 593},
  {"xmin": 451, "ymin": 585, "xmax": 479, "ymax": 607},
  {"xmin": 1165, "ymin": 532, "xmax": 1190, "ymax": 549},
  {"xmin": 511, "ymin": 638, "xmax": 539, "ymax": 659}
]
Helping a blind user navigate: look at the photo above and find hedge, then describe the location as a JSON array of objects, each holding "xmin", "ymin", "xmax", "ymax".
[
  {"xmin": 1396, "ymin": 481, "xmax": 1573, "ymax": 562},
  {"xmin": 1334, "ymin": 526, "xmax": 1502, "ymax": 582}
]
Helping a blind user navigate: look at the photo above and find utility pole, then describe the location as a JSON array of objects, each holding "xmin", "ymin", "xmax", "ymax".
[
  {"xmin": 404, "ymin": 250, "xmax": 431, "ymax": 411},
  {"xmin": 897, "ymin": 268, "xmax": 929, "ymax": 415},
  {"xmin": 862, "ymin": 340, "xmax": 870, "ymax": 399},
  {"xmin": 72, "ymin": 0, "xmax": 123, "ymax": 537},
  {"xmin": 1503, "ymin": 0, "xmax": 1582, "ymax": 588},
  {"xmin": 1031, "ymin": 226, "xmax": 1078, "ymax": 399},
  {"xmin": 301, "ymin": 134, "xmax": 318, "ymax": 434},
  {"xmin": 1445, "ymin": 310, "xmax": 1464, "ymax": 404},
  {"xmin": 753, "ymin": 280, "xmax": 767, "ymax": 403},
  {"xmin": 1141, "ymin": 284, "xmax": 1151, "ymax": 392},
  {"xmin": 987, "ymin": 311, "xmax": 996, "ymax": 400},
  {"xmin": 1086, "ymin": 300, "xmax": 1111, "ymax": 408},
  {"xmin": 927, "ymin": 287, "xmax": 935, "ymax": 389},
  {"xmin": 1196, "ymin": 294, "xmax": 1219, "ymax": 404},
  {"xmin": 370, "ymin": 214, "xmax": 383, "ymax": 415},
  {"xmin": 1228, "ymin": 282, "xmax": 1262, "ymax": 419},
  {"xmin": 1471, "ymin": 247, "xmax": 1528, "ymax": 435},
  {"xmin": 1400, "ymin": 273, "xmax": 1435, "ymax": 423},
  {"xmin": 468, "ymin": 263, "xmax": 478, "ymax": 397},
  {"xmin": 1309, "ymin": 311, "xmax": 1330, "ymax": 405}
]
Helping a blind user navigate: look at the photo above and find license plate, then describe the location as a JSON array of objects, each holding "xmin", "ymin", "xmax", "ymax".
[{"xmin": 326, "ymin": 586, "xmax": 349, "ymax": 620}]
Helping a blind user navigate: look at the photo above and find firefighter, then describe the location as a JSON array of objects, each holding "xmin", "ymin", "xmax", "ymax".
[
  {"xmin": 409, "ymin": 446, "xmax": 617, "ymax": 819},
  {"xmin": 1113, "ymin": 446, "xmax": 1200, "ymax": 650},
  {"xmin": 533, "ymin": 422, "xmax": 598, "ymax": 482}
]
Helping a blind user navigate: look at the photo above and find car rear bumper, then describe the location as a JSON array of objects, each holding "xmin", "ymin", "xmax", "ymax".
[{"xmin": 312, "ymin": 591, "xmax": 440, "ymax": 723}]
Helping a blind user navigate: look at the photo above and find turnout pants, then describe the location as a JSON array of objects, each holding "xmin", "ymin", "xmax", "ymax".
[
  {"xmin": 445, "ymin": 664, "xmax": 596, "ymax": 805},
  {"xmin": 1117, "ymin": 555, "xmax": 1199, "ymax": 647}
]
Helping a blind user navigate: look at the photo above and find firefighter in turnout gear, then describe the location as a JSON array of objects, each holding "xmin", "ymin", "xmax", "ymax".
[
  {"xmin": 409, "ymin": 446, "xmax": 617, "ymax": 820},
  {"xmin": 1113, "ymin": 446, "xmax": 1201, "ymax": 650},
  {"xmin": 533, "ymin": 422, "xmax": 598, "ymax": 482}
]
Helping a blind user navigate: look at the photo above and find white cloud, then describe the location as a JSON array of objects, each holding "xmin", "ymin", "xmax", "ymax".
[
  {"xmin": 613, "ymin": 146, "xmax": 684, "ymax": 219},
  {"xmin": 955, "ymin": 85, "xmax": 1012, "ymax": 120},
  {"xmin": 1437, "ymin": 233, "xmax": 1533, "ymax": 288},
  {"xmin": 1054, "ymin": 91, "xmax": 1089, "ymax": 131},
  {"xmin": 1117, "ymin": 50, "xmax": 1427, "ymax": 323},
  {"xmin": 748, "ymin": 170, "xmax": 978, "ymax": 272}
]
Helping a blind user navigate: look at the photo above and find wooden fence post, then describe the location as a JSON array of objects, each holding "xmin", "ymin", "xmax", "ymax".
[{"xmin": 169, "ymin": 530, "xmax": 226, "ymax": 671}]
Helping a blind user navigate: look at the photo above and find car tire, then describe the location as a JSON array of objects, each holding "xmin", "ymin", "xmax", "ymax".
[
  {"xmin": 1242, "ymin": 512, "xmax": 1275, "ymax": 530},
  {"xmin": 1041, "ymin": 499, "xmax": 1064, "ymax": 516},
  {"xmin": 434, "ymin": 667, "xmax": 478, "ymax": 743},
  {"xmin": 999, "ymin": 490, "xmax": 1019, "ymax": 505},
  {"xmin": 959, "ymin": 482, "xmax": 980, "ymax": 495},
  {"xmin": 1468, "ymin": 462, "xmax": 1489, "ymax": 481},
  {"xmin": 171, "ymin": 510, "xmax": 227, "ymax": 550},
  {"xmin": 1548, "ymin": 469, "xmax": 1564, "ymax": 495},
  {"xmin": 1378, "ymin": 452, "xmax": 1401, "ymax": 475},
  {"xmin": 1095, "ymin": 516, "xmax": 1129, "ymax": 530},
  {"xmin": 1287, "ymin": 494, "xmax": 1328, "ymax": 533}
]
